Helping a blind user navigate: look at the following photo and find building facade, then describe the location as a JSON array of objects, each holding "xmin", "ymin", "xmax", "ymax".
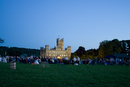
[{"xmin": 40, "ymin": 38, "xmax": 71, "ymax": 59}]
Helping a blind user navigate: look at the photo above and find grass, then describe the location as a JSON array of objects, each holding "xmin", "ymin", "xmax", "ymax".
[{"xmin": 0, "ymin": 63, "xmax": 130, "ymax": 87}]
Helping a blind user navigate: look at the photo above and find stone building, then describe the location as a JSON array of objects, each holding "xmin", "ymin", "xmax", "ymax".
[{"xmin": 40, "ymin": 38, "xmax": 71, "ymax": 59}]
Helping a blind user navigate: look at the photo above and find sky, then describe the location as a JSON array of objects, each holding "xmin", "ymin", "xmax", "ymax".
[{"xmin": 0, "ymin": 0, "xmax": 130, "ymax": 52}]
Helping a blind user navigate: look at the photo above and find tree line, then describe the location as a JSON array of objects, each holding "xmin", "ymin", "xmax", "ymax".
[
  {"xmin": 0, "ymin": 46, "xmax": 40, "ymax": 56},
  {"xmin": 71, "ymin": 39, "xmax": 130, "ymax": 59},
  {"xmin": 0, "ymin": 38, "xmax": 40, "ymax": 56}
]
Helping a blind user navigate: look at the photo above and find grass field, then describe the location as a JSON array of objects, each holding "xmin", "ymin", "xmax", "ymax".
[{"xmin": 0, "ymin": 63, "xmax": 130, "ymax": 87}]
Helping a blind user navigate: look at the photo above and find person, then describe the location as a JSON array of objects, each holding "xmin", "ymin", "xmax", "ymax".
[
  {"xmin": 34, "ymin": 59, "xmax": 39, "ymax": 64},
  {"xmin": 9, "ymin": 57, "xmax": 12, "ymax": 62},
  {"xmin": 3, "ymin": 57, "xmax": 7, "ymax": 63},
  {"xmin": 0, "ymin": 56, "xmax": 2, "ymax": 63},
  {"xmin": 60, "ymin": 59, "xmax": 63, "ymax": 64},
  {"xmin": 129, "ymin": 59, "xmax": 130, "ymax": 66},
  {"xmin": 38, "ymin": 58, "xmax": 41, "ymax": 64}
]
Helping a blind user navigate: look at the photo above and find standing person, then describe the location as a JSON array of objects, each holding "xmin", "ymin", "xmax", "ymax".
[
  {"xmin": 0, "ymin": 56, "xmax": 2, "ymax": 63},
  {"xmin": 3, "ymin": 57, "xmax": 7, "ymax": 63},
  {"xmin": 9, "ymin": 57, "xmax": 12, "ymax": 62},
  {"xmin": 1, "ymin": 57, "xmax": 3, "ymax": 63},
  {"xmin": 129, "ymin": 59, "xmax": 130, "ymax": 66},
  {"xmin": 77, "ymin": 56, "xmax": 80, "ymax": 64},
  {"xmin": 38, "ymin": 57, "xmax": 41, "ymax": 64}
]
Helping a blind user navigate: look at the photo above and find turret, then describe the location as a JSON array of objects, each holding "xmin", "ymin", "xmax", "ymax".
[
  {"xmin": 57, "ymin": 38, "xmax": 64, "ymax": 50},
  {"xmin": 45, "ymin": 45, "xmax": 49, "ymax": 50},
  {"xmin": 40, "ymin": 47, "xmax": 44, "ymax": 55}
]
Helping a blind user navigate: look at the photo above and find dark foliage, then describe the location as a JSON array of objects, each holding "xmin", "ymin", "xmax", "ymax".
[
  {"xmin": 0, "ymin": 38, "xmax": 4, "ymax": 43},
  {"xmin": 75, "ymin": 46, "xmax": 86, "ymax": 57},
  {"xmin": 0, "ymin": 46, "xmax": 40, "ymax": 56},
  {"xmin": 74, "ymin": 39, "xmax": 130, "ymax": 59}
]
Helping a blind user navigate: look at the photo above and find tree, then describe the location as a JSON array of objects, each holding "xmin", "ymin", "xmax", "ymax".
[
  {"xmin": 98, "ymin": 40, "xmax": 111, "ymax": 58},
  {"xmin": 75, "ymin": 46, "xmax": 86, "ymax": 57},
  {"xmin": 71, "ymin": 53, "xmax": 77, "ymax": 59},
  {"xmin": 98, "ymin": 39, "xmax": 122, "ymax": 58},
  {"xmin": 98, "ymin": 45, "xmax": 104, "ymax": 58},
  {"xmin": 0, "ymin": 46, "xmax": 40, "ymax": 56},
  {"xmin": 121, "ymin": 40, "xmax": 130, "ymax": 55},
  {"xmin": 0, "ymin": 46, "xmax": 8, "ymax": 56},
  {"xmin": 86, "ymin": 49, "xmax": 98, "ymax": 59},
  {"xmin": 111, "ymin": 39, "xmax": 122, "ymax": 53},
  {"xmin": 0, "ymin": 38, "xmax": 4, "ymax": 43}
]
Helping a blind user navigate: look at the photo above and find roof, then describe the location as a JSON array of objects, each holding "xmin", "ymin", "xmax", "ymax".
[
  {"xmin": 103, "ymin": 54, "xmax": 130, "ymax": 59},
  {"xmin": 113, "ymin": 54, "xmax": 130, "ymax": 59},
  {"xmin": 103, "ymin": 55, "xmax": 116, "ymax": 58}
]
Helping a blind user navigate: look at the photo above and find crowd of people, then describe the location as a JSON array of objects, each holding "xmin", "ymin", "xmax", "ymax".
[{"xmin": 0, "ymin": 55, "xmax": 130, "ymax": 66}]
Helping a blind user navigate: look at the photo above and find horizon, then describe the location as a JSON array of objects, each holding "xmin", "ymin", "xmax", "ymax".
[{"xmin": 1, "ymin": 38, "xmax": 130, "ymax": 52}]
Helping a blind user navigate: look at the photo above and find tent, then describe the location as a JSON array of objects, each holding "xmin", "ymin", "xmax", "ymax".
[
  {"xmin": 103, "ymin": 54, "xmax": 130, "ymax": 65},
  {"xmin": 113, "ymin": 54, "xmax": 130, "ymax": 59},
  {"xmin": 104, "ymin": 54, "xmax": 130, "ymax": 59},
  {"xmin": 64, "ymin": 57, "xmax": 68, "ymax": 60},
  {"xmin": 103, "ymin": 55, "xmax": 116, "ymax": 59},
  {"xmin": 20, "ymin": 54, "xmax": 27, "ymax": 58}
]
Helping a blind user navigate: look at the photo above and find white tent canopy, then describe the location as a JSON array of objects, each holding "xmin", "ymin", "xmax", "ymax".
[{"xmin": 64, "ymin": 57, "xmax": 69, "ymax": 60}]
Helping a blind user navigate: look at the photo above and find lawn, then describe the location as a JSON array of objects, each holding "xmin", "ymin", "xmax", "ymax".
[{"xmin": 0, "ymin": 63, "xmax": 130, "ymax": 87}]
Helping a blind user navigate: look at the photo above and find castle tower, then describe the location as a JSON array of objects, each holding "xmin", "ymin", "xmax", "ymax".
[
  {"xmin": 57, "ymin": 38, "xmax": 64, "ymax": 50},
  {"xmin": 40, "ymin": 47, "xmax": 44, "ymax": 55},
  {"xmin": 45, "ymin": 45, "xmax": 49, "ymax": 51}
]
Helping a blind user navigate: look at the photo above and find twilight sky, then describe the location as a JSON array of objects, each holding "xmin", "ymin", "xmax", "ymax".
[{"xmin": 0, "ymin": 0, "xmax": 130, "ymax": 52}]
